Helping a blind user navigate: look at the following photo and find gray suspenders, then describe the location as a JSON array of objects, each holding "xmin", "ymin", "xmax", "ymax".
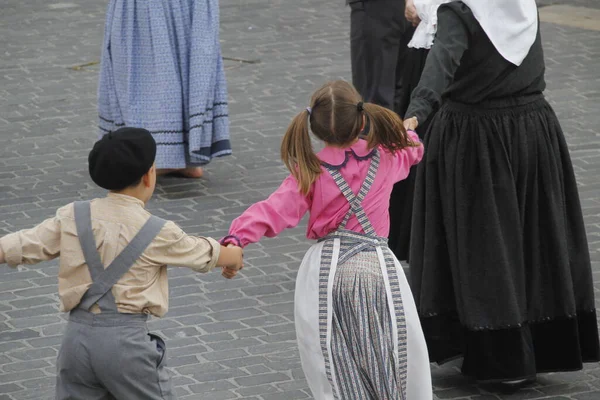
[
  {"xmin": 322, "ymin": 149, "xmax": 382, "ymax": 265},
  {"xmin": 73, "ymin": 201, "xmax": 166, "ymax": 313},
  {"xmin": 325, "ymin": 149, "xmax": 380, "ymax": 236}
]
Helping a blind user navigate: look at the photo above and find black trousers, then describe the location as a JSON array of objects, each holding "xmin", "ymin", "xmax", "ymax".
[{"xmin": 350, "ymin": 0, "xmax": 413, "ymax": 113}]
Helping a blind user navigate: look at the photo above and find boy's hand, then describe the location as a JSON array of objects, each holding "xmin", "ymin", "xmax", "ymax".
[{"xmin": 222, "ymin": 266, "xmax": 238, "ymax": 279}]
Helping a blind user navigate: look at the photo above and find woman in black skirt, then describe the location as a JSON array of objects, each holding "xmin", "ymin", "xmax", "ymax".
[
  {"xmin": 389, "ymin": 0, "xmax": 450, "ymax": 261},
  {"xmin": 403, "ymin": 0, "xmax": 600, "ymax": 384}
]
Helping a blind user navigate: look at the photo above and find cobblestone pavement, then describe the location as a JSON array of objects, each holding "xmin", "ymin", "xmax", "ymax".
[
  {"xmin": 537, "ymin": 0, "xmax": 598, "ymax": 8},
  {"xmin": 1, "ymin": 1, "xmax": 599, "ymax": 399}
]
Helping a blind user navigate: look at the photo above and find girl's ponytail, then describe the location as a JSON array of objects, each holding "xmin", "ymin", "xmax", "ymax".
[
  {"xmin": 362, "ymin": 102, "xmax": 420, "ymax": 152},
  {"xmin": 281, "ymin": 109, "xmax": 322, "ymax": 195}
]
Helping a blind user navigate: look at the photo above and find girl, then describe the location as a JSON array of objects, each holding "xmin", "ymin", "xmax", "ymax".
[
  {"xmin": 221, "ymin": 81, "xmax": 432, "ymax": 399},
  {"xmin": 404, "ymin": 0, "xmax": 600, "ymax": 385}
]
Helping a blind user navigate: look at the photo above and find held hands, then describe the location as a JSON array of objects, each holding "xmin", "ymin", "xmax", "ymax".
[
  {"xmin": 403, "ymin": 117, "xmax": 419, "ymax": 131},
  {"xmin": 221, "ymin": 267, "xmax": 238, "ymax": 279},
  {"xmin": 221, "ymin": 244, "xmax": 243, "ymax": 279}
]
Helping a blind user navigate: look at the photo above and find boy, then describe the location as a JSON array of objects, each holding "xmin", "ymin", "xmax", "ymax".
[{"xmin": 0, "ymin": 127, "xmax": 243, "ymax": 400}]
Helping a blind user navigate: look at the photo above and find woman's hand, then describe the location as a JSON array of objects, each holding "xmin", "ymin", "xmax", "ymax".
[
  {"xmin": 405, "ymin": 0, "xmax": 421, "ymax": 27},
  {"xmin": 403, "ymin": 117, "xmax": 419, "ymax": 131}
]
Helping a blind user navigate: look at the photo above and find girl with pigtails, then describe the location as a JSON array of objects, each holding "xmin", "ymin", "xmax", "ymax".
[{"xmin": 221, "ymin": 80, "xmax": 432, "ymax": 399}]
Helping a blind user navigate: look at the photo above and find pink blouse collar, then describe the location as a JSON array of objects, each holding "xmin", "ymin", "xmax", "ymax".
[{"xmin": 318, "ymin": 139, "xmax": 376, "ymax": 169}]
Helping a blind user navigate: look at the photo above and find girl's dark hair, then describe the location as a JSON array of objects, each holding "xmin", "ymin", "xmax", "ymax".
[{"xmin": 281, "ymin": 80, "xmax": 418, "ymax": 195}]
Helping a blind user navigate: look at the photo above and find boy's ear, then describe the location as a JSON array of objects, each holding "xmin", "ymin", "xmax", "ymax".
[{"xmin": 142, "ymin": 166, "xmax": 154, "ymax": 188}]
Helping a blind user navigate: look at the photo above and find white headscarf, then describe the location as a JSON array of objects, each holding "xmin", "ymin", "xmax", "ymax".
[
  {"xmin": 408, "ymin": 0, "xmax": 453, "ymax": 50},
  {"xmin": 459, "ymin": 0, "xmax": 539, "ymax": 66},
  {"xmin": 409, "ymin": 0, "xmax": 538, "ymax": 66}
]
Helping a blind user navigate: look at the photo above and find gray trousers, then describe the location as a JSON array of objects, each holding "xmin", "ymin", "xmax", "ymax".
[
  {"xmin": 350, "ymin": 0, "xmax": 413, "ymax": 112},
  {"xmin": 56, "ymin": 309, "xmax": 175, "ymax": 400}
]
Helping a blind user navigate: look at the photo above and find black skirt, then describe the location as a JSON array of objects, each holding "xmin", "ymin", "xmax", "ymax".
[
  {"xmin": 409, "ymin": 94, "xmax": 600, "ymax": 382},
  {"xmin": 389, "ymin": 48, "xmax": 429, "ymax": 261}
]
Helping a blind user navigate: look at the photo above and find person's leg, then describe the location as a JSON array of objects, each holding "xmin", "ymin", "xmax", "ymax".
[
  {"xmin": 350, "ymin": 0, "xmax": 405, "ymax": 109},
  {"xmin": 393, "ymin": 24, "xmax": 416, "ymax": 115},
  {"xmin": 350, "ymin": 0, "xmax": 368, "ymax": 101}
]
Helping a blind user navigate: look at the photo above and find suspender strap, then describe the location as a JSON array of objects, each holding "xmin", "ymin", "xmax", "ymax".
[
  {"xmin": 74, "ymin": 201, "xmax": 166, "ymax": 312},
  {"xmin": 324, "ymin": 150, "xmax": 380, "ymax": 236},
  {"xmin": 356, "ymin": 150, "xmax": 380, "ymax": 209},
  {"xmin": 74, "ymin": 201, "xmax": 105, "ymax": 281}
]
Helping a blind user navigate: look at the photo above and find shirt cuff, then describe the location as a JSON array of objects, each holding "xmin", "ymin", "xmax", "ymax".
[
  {"xmin": 0, "ymin": 233, "xmax": 23, "ymax": 268},
  {"xmin": 407, "ymin": 130, "xmax": 422, "ymax": 143},
  {"xmin": 220, "ymin": 235, "xmax": 242, "ymax": 247},
  {"xmin": 203, "ymin": 237, "xmax": 221, "ymax": 270}
]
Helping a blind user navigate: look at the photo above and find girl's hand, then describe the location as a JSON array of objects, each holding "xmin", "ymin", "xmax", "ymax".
[{"xmin": 403, "ymin": 117, "xmax": 419, "ymax": 131}]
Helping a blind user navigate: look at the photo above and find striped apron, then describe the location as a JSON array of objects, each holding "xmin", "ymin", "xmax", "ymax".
[{"xmin": 294, "ymin": 150, "xmax": 432, "ymax": 399}]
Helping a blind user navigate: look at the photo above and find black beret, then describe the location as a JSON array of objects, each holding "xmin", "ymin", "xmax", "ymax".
[{"xmin": 89, "ymin": 127, "xmax": 156, "ymax": 191}]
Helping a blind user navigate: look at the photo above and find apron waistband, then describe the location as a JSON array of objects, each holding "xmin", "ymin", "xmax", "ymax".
[
  {"xmin": 319, "ymin": 229, "xmax": 387, "ymax": 247},
  {"xmin": 319, "ymin": 229, "xmax": 388, "ymax": 265},
  {"xmin": 69, "ymin": 308, "xmax": 149, "ymax": 327}
]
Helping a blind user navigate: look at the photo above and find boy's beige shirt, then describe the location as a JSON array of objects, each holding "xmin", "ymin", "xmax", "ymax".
[{"xmin": 0, "ymin": 193, "xmax": 221, "ymax": 317}]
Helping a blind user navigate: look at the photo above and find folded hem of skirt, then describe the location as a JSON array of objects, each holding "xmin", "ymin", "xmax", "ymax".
[{"xmin": 421, "ymin": 309, "xmax": 600, "ymax": 381}]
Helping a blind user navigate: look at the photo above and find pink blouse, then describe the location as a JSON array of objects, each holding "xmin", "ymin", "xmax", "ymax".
[{"xmin": 225, "ymin": 131, "xmax": 424, "ymax": 247}]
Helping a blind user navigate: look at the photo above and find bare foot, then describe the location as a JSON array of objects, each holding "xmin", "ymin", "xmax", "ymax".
[
  {"xmin": 156, "ymin": 169, "xmax": 177, "ymax": 176},
  {"xmin": 178, "ymin": 167, "xmax": 203, "ymax": 178},
  {"xmin": 157, "ymin": 167, "xmax": 204, "ymax": 178}
]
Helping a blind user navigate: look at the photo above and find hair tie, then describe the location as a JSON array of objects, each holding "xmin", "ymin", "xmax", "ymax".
[
  {"xmin": 306, "ymin": 107, "xmax": 312, "ymax": 115},
  {"xmin": 357, "ymin": 101, "xmax": 364, "ymax": 112}
]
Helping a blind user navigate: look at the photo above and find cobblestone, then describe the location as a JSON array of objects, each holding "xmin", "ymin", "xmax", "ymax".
[{"xmin": 1, "ymin": 0, "xmax": 599, "ymax": 399}]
